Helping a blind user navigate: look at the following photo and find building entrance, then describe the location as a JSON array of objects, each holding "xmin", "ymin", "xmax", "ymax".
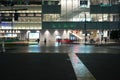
[{"xmin": 29, "ymin": 32, "xmax": 40, "ymax": 41}]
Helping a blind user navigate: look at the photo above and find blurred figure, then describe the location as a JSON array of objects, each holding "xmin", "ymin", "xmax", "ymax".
[
  {"xmin": 104, "ymin": 37, "xmax": 107, "ymax": 44},
  {"xmin": 44, "ymin": 38, "xmax": 46, "ymax": 44},
  {"xmin": 36, "ymin": 38, "xmax": 40, "ymax": 43},
  {"xmin": 96, "ymin": 38, "xmax": 100, "ymax": 46}
]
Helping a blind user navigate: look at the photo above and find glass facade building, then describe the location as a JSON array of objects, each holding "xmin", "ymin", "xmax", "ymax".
[{"xmin": 0, "ymin": 0, "xmax": 120, "ymax": 42}]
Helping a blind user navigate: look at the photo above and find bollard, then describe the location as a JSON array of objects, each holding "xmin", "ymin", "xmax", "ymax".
[{"xmin": 2, "ymin": 41, "xmax": 5, "ymax": 53}]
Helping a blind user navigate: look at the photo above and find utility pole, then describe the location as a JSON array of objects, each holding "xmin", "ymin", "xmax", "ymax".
[
  {"xmin": 84, "ymin": 13, "xmax": 86, "ymax": 45},
  {"xmin": 83, "ymin": 0, "xmax": 87, "ymax": 45}
]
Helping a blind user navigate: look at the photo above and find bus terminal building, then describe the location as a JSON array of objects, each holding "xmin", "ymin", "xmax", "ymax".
[{"xmin": 0, "ymin": 0, "xmax": 120, "ymax": 43}]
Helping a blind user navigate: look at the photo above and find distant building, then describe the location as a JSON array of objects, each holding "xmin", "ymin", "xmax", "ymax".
[{"xmin": 0, "ymin": 0, "xmax": 119, "ymax": 42}]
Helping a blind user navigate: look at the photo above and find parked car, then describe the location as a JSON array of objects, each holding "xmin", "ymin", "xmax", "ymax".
[{"xmin": 56, "ymin": 38, "xmax": 75, "ymax": 43}]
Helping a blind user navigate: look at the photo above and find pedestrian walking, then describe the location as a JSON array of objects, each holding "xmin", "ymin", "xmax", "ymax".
[
  {"xmin": 36, "ymin": 38, "xmax": 40, "ymax": 43},
  {"xmin": 104, "ymin": 37, "xmax": 107, "ymax": 44},
  {"xmin": 96, "ymin": 38, "xmax": 100, "ymax": 46},
  {"xmin": 44, "ymin": 38, "xmax": 46, "ymax": 44}
]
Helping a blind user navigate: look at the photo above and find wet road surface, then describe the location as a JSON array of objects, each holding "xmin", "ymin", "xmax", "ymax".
[
  {"xmin": 77, "ymin": 54, "xmax": 120, "ymax": 80},
  {"xmin": 0, "ymin": 53, "xmax": 77, "ymax": 80},
  {"xmin": 2, "ymin": 42, "xmax": 120, "ymax": 53},
  {"xmin": 0, "ymin": 42, "xmax": 120, "ymax": 80}
]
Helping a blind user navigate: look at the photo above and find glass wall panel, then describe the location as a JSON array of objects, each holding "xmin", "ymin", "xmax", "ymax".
[
  {"xmin": 42, "ymin": 0, "xmax": 91, "ymax": 22},
  {"xmin": 90, "ymin": 0, "xmax": 120, "ymax": 5},
  {"xmin": 0, "ymin": 2, "xmax": 42, "ymax": 30},
  {"xmin": 91, "ymin": 14, "xmax": 119, "ymax": 22},
  {"xmin": 43, "ymin": 14, "xmax": 60, "ymax": 21},
  {"xmin": 19, "ymin": 17, "xmax": 41, "ymax": 22}
]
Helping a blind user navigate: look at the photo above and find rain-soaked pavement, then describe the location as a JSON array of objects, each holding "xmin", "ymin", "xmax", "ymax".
[
  {"xmin": 0, "ymin": 41, "xmax": 120, "ymax": 80},
  {"xmin": 2, "ymin": 42, "xmax": 120, "ymax": 53}
]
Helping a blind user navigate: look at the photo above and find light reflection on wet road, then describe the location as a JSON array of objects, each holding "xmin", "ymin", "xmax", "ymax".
[{"xmin": 3, "ymin": 42, "xmax": 120, "ymax": 53}]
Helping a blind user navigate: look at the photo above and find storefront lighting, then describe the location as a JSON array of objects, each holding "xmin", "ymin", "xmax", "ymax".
[
  {"xmin": 54, "ymin": 30, "xmax": 59, "ymax": 35},
  {"xmin": 27, "ymin": 30, "xmax": 30, "ymax": 33},
  {"xmin": 15, "ymin": 30, "xmax": 20, "ymax": 33},
  {"xmin": 36, "ymin": 30, "xmax": 40, "ymax": 33},
  {"xmin": 6, "ymin": 30, "xmax": 8, "ymax": 33},
  {"xmin": 2, "ymin": 31, "xmax": 5, "ymax": 33},
  {"xmin": 82, "ymin": 34, "xmax": 85, "ymax": 36},
  {"xmin": 91, "ymin": 32, "xmax": 93, "ymax": 35},
  {"xmin": 18, "ymin": 30, "xmax": 20, "ymax": 33},
  {"xmin": 97, "ymin": 30, "xmax": 99, "ymax": 34}
]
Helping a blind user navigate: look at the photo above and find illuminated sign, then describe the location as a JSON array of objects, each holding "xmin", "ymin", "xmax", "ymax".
[
  {"xmin": 29, "ymin": 33, "xmax": 39, "ymax": 39},
  {"xmin": 1, "ymin": 22, "xmax": 13, "ymax": 29}
]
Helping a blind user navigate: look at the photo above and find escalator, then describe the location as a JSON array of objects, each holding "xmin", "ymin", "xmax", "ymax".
[{"xmin": 69, "ymin": 31, "xmax": 84, "ymax": 43}]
